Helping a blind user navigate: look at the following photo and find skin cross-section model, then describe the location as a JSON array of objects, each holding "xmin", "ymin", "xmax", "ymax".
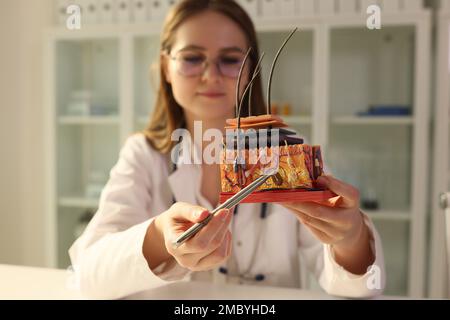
[{"xmin": 219, "ymin": 28, "xmax": 335, "ymax": 205}]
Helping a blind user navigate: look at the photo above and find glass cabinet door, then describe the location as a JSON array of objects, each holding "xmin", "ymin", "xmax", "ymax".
[
  {"xmin": 328, "ymin": 26, "xmax": 416, "ymax": 296},
  {"xmin": 56, "ymin": 39, "xmax": 119, "ymax": 117},
  {"xmin": 134, "ymin": 35, "xmax": 160, "ymax": 131},
  {"xmin": 55, "ymin": 38, "xmax": 120, "ymax": 268}
]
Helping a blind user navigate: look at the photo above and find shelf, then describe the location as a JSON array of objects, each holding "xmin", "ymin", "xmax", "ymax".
[
  {"xmin": 48, "ymin": 22, "xmax": 163, "ymax": 39},
  {"xmin": 365, "ymin": 210, "xmax": 411, "ymax": 222},
  {"xmin": 58, "ymin": 116, "xmax": 119, "ymax": 125},
  {"xmin": 332, "ymin": 116, "xmax": 414, "ymax": 125},
  {"xmin": 48, "ymin": 11, "xmax": 431, "ymax": 41},
  {"xmin": 58, "ymin": 196, "xmax": 99, "ymax": 208},
  {"xmin": 320, "ymin": 11, "xmax": 431, "ymax": 28}
]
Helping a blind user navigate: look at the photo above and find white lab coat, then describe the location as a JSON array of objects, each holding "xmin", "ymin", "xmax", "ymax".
[{"xmin": 69, "ymin": 133, "xmax": 386, "ymax": 299}]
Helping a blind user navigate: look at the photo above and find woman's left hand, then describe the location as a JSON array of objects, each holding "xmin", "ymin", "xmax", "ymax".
[{"xmin": 281, "ymin": 175, "xmax": 375, "ymax": 274}]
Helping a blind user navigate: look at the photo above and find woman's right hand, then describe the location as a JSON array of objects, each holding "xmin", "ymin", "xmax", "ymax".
[{"xmin": 153, "ymin": 202, "xmax": 233, "ymax": 272}]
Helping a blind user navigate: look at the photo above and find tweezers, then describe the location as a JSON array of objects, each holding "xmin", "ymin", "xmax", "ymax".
[{"xmin": 172, "ymin": 173, "xmax": 273, "ymax": 249}]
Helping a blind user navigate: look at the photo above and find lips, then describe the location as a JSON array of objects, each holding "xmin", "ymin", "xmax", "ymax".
[{"xmin": 197, "ymin": 92, "xmax": 225, "ymax": 98}]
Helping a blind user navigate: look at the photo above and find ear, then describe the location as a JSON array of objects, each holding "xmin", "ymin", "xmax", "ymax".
[{"xmin": 161, "ymin": 53, "xmax": 172, "ymax": 84}]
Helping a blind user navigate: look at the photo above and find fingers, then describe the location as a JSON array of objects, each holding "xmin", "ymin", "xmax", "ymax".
[
  {"xmin": 284, "ymin": 202, "xmax": 339, "ymax": 224},
  {"xmin": 173, "ymin": 229, "xmax": 232, "ymax": 271},
  {"xmin": 194, "ymin": 232, "xmax": 232, "ymax": 271},
  {"xmin": 163, "ymin": 202, "xmax": 234, "ymax": 272},
  {"xmin": 295, "ymin": 209, "xmax": 351, "ymax": 242},
  {"xmin": 300, "ymin": 219, "xmax": 334, "ymax": 244},
  {"xmin": 205, "ymin": 213, "xmax": 232, "ymax": 254},
  {"xmin": 170, "ymin": 202, "xmax": 210, "ymax": 223},
  {"xmin": 285, "ymin": 202, "xmax": 360, "ymax": 247},
  {"xmin": 317, "ymin": 176, "xmax": 359, "ymax": 208},
  {"xmin": 295, "ymin": 210, "xmax": 333, "ymax": 233},
  {"xmin": 173, "ymin": 209, "xmax": 232, "ymax": 255}
]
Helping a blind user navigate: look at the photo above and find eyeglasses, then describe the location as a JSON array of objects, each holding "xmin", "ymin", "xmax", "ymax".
[{"xmin": 167, "ymin": 50, "xmax": 247, "ymax": 78}]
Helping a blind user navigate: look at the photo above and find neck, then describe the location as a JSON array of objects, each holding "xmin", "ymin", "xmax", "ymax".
[
  {"xmin": 185, "ymin": 115, "xmax": 228, "ymax": 135},
  {"xmin": 184, "ymin": 112, "xmax": 231, "ymax": 151},
  {"xmin": 184, "ymin": 111, "xmax": 230, "ymax": 208}
]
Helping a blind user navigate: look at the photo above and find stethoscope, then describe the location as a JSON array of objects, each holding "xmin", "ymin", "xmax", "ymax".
[
  {"xmin": 170, "ymin": 162, "xmax": 268, "ymax": 283},
  {"xmin": 218, "ymin": 202, "xmax": 268, "ymax": 283}
]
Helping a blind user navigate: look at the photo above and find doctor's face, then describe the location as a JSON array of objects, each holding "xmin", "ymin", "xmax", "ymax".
[{"xmin": 163, "ymin": 10, "xmax": 250, "ymax": 122}]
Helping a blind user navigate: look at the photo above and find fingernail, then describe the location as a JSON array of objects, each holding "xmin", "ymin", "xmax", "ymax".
[
  {"xmin": 317, "ymin": 176, "xmax": 328, "ymax": 185},
  {"xmin": 194, "ymin": 210, "xmax": 206, "ymax": 219}
]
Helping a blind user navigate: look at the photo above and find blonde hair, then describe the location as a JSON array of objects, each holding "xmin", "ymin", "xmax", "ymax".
[{"xmin": 142, "ymin": 0, "xmax": 266, "ymax": 154}]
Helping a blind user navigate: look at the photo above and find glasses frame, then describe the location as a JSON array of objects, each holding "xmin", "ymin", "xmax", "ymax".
[{"xmin": 166, "ymin": 50, "xmax": 247, "ymax": 79}]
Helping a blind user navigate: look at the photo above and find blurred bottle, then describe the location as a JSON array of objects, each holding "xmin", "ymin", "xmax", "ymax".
[
  {"xmin": 271, "ymin": 103, "xmax": 279, "ymax": 115},
  {"xmin": 66, "ymin": 90, "xmax": 92, "ymax": 116},
  {"xmin": 282, "ymin": 102, "xmax": 292, "ymax": 116}
]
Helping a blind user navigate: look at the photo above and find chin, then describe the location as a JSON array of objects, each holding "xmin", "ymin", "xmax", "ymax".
[{"xmin": 195, "ymin": 103, "xmax": 234, "ymax": 120}]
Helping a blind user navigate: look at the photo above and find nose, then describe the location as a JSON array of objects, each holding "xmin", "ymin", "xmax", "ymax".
[{"xmin": 201, "ymin": 60, "xmax": 222, "ymax": 83}]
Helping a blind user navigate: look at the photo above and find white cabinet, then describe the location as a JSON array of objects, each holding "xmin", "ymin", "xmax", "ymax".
[
  {"xmin": 131, "ymin": 0, "xmax": 149, "ymax": 23},
  {"xmin": 116, "ymin": 0, "xmax": 132, "ymax": 24},
  {"xmin": 134, "ymin": 35, "xmax": 161, "ymax": 127},
  {"xmin": 327, "ymin": 21, "xmax": 431, "ymax": 297},
  {"xmin": 46, "ymin": 38, "xmax": 120, "ymax": 267},
  {"xmin": 380, "ymin": 0, "xmax": 402, "ymax": 13},
  {"xmin": 359, "ymin": 0, "xmax": 381, "ymax": 12},
  {"xmin": 236, "ymin": 0, "xmax": 259, "ymax": 18},
  {"xmin": 79, "ymin": 0, "xmax": 99, "ymax": 25},
  {"xmin": 148, "ymin": 0, "xmax": 169, "ymax": 21},
  {"xmin": 403, "ymin": 0, "xmax": 424, "ymax": 12},
  {"xmin": 260, "ymin": 0, "xmax": 280, "ymax": 18},
  {"xmin": 318, "ymin": 0, "xmax": 336, "ymax": 14},
  {"xmin": 45, "ymin": 7, "xmax": 432, "ymax": 297},
  {"xmin": 429, "ymin": 8, "xmax": 450, "ymax": 299},
  {"xmin": 98, "ymin": 0, "xmax": 115, "ymax": 24},
  {"xmin": 56, "ymin": 0, "xmax": 427, "ymax": 26},
  {"xmin": 298, "ymin": 0, "xmax": 315, "ymax": 17},
  {"xmin": 337, "ymin": 0, "xmax": 357, "ymax": 15},
  {"xmin": 280, "ymin": 0, "xmax": 298, "ymax": 17}
]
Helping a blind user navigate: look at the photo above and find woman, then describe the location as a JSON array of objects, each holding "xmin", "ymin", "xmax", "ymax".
[{"xmin": 69, "ymin": 0, "xmax": 385, "ymax": 299}]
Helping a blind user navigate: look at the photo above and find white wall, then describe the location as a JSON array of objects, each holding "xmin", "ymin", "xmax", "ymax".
[
  {"xmin": 0, "ymin": 0, "xmax": 53, "ymax": 267},
  {"xmin": 0, "ymin": 0, "xmax": 22, "ymax": 265}
]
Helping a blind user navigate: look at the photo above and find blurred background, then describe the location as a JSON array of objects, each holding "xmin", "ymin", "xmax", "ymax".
[{"xmin": 0, "ymin": 0, "xmax": 449, "ymax": 298}]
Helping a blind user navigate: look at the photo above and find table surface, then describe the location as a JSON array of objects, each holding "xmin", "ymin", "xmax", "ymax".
[{"xmin": 0, "ymin": 264, "xmax": 399, "ymax": 300}]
